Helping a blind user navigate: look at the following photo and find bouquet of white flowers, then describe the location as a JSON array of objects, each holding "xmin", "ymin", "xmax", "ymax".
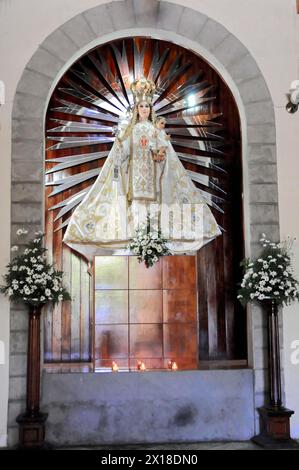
[
  {"xmin": 237, "ymin": 234, "xmax": 299, "ymax": 306},
  {"xmin": 0, "ymin": 229, "xmax": 71, "ymax": 306},
  {"xmin": 127, "ymin": 216, "xmax": 172, "ymax": 268}
]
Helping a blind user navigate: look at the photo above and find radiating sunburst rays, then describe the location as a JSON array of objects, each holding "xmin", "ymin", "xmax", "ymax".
[{"xmin": 45, "ymin": 38, "xmax": 228, "ymax": 233}]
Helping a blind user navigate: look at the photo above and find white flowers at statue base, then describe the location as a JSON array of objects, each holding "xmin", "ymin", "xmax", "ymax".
[
  {"xmin": 237, "ymin": 234, "xmax": 299, "ymax": 306},
  {"xmin": 1, "ymin": 229, "xmax": 71, "ymax": 307},
  {"xmin": 127, "ymin": 216, "xmax": 172, "ymax": 268}
]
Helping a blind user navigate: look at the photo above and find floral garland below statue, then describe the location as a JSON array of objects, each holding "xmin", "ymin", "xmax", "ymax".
[
  {"xmin": 127, "ymin": 215, "xmax": 172, "ymax": 268},
  {"xmin": 237, "ymin": 234, "xmax": 299, "ymax": 306},
  {"xmin": 0, "ymin": 228, "xmax": 71, "ymax": 306}
]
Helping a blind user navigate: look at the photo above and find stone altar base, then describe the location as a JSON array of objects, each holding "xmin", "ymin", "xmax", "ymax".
[{"xmin": 42, "ymin": 369, "xmax": 254, "ymax": 446}]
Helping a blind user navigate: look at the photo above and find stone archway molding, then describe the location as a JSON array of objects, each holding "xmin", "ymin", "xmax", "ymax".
[{"xmin": 9, "ymin": 0, "xmax": 279, "ymax": 446}]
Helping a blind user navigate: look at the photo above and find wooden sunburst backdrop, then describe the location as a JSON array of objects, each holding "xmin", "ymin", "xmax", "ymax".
[{"xmin": 44, "ymin": 37, "xmax": 246, "ymax": 364}]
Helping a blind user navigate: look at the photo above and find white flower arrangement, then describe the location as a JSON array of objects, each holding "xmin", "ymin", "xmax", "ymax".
[
  {"xmin": 0, "ymin": 229, "xmax": 71, "ymax": 306},
  {"xmin": 237, "ymin": 234, "xmax": 299, "ymax": 306},
  {"xmin": 127, "ymin": 215, "xmax": 172, "ymax": 268}
]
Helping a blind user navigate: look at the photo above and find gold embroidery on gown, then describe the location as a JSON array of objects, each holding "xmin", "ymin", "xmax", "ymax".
[{"xmin": 63, "ymin": 118, "xmax": 221, "ymax": 261}]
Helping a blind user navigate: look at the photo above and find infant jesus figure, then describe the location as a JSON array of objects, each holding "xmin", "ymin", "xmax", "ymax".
[{"xmin": 152, "ymin": 116, "xmax": 171, "ymax": 162}]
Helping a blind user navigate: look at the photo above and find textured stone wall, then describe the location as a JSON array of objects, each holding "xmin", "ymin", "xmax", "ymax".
[
  {"xmin": 42, "ymin": 370, "xmax": 254, "ymax": 445},
  {"xmin": 8, "ymin": 0, "xmax": 280, "ymax": 446}
]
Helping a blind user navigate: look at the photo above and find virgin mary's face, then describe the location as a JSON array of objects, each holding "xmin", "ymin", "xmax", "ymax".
[{"xmin": 137, "ymin": 101, "xmax": 150, "ymax": 121}]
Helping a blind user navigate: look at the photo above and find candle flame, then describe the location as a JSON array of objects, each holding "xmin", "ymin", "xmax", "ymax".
[
  {"xmin": 168, "ymin": 360, "xmax": 178, "ymax": 371},
  {"xmin": 137, "ymin": 361, "xmax": 146, "ymax": 371}
]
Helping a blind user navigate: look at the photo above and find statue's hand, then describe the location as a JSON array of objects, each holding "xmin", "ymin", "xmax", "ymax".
[
  {"xmin": 151, "ymin": 148, "xmax": 166, "ymax": 162},
  {"xmin": 151, "ymin": 150, "xmax": 159, "ymax": 162},
  {"xmin": 157, "ymin": 147, "xmax": 166, "ymax": 161}
]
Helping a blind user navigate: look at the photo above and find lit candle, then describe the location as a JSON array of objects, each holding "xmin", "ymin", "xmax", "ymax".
[
  {"xmin": 137, "ymin": 361, "xmax": 146, "ymax": 371},
  {"xmin": 111, "ymin": 361, "xmax": 119, "ymax": 372},
  {"xmin": 171, "ymin": 361, "xmax": 178, "ymax": 371}
]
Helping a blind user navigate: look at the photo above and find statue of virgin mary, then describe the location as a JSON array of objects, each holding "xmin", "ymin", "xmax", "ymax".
[{"xmin": 63, "ymin": 78, "xmax": 221, "ymax": 261}]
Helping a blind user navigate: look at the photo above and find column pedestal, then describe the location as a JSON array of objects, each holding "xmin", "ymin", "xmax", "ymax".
[
  {"xmin": 252, "ymin": 300, "xmax": 299, "ymax": 449},
  {"xmin": 16, "ymin": 305, "xmax": 48, "ymax": 449},
  {"xmin": 253, "ymin": 406, "xmax": 299, "ymax": 449}
]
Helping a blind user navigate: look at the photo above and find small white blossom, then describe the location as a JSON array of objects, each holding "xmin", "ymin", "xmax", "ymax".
[
  {"xmin": 16, "ymin": 228, "xmax": 28, "ymax": 236},
  {"xmin": 11, "ymin": 246, "xmax": 18, "ymax": 252}
]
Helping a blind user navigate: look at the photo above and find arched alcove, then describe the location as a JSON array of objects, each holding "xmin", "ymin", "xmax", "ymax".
[
  {"xmin": 9, "ymin": 0, "xmax": 279, "ymax": 446},
  {"xmin": 44, "ymin": 36, "xmax": 245, "ymax": 367}
]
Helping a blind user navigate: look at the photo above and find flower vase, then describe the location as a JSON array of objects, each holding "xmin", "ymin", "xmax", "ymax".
[
  {"xmin": 252, "ymin": 299, "xmax": 299, "ymax": 448},
  {"xmin": 16, "ymin": 304, "xmax": 48, "ymax": 449}
]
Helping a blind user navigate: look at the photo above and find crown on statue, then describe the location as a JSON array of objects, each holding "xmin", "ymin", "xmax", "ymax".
[{"xmin": 130, "ymin": 77, "xmax": 155, "ymax": 105}]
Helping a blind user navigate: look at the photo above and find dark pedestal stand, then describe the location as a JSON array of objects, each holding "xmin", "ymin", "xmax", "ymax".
[
  {"xmin": 16, "ymin": 306, "xmax": 48, "ymax": 449},
  {"xmin": 252, "ymin": 300, "xmax": 299, "ymax": 449}
]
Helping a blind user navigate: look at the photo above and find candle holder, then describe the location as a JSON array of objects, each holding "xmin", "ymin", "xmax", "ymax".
[
  {"xmin": 137, "ymin": 361, "xmax": 146, "ymax": 371},
  {"xmin": 168, "ymin": 360, "xmax": 178, "ymax": 371}
]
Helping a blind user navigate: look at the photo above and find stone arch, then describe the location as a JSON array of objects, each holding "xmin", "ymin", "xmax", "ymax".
[{"xmin": 9, "ymin": 0, "xmax": 279, "ymax": 445}]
